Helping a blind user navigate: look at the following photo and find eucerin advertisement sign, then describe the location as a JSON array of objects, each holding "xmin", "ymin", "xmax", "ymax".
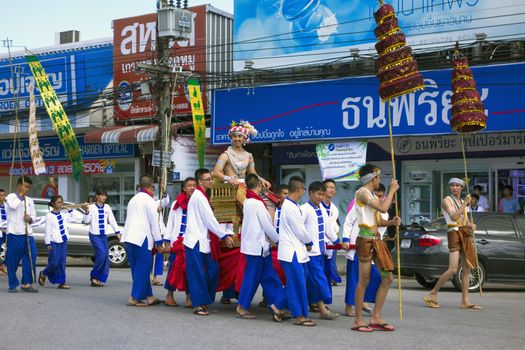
[
  {"xmin": 233, "ymin": 0, "xmax": 525, "ymax": 69},
  {"xmin": 113, "ymin": 6, "xmax": 208, "ymax": 121}
]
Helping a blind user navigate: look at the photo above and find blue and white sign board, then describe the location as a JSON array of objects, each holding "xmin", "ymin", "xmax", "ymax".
[
  {"xmin": 212, "ymin": 62, "xmax": 525, "ymax": 144},
  {"xmin": 233, "ymin": 0, "xmax": 525, "ymax": 69},
  {"xmin": 0, "ymin": 136, "xmax": 135, "ymax": 163},
  {"xmin": 0, "ymin": 42, "xmax": 113, "ymax": 132}
]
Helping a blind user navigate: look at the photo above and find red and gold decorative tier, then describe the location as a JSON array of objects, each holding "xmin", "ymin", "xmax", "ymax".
[
  {"xmin": 373, "ymin": 2, "xmax": 425, "ymax": 101},
  {"xmin": 450, "ymin": 46, "xmax": 487, "ymax": 133}
]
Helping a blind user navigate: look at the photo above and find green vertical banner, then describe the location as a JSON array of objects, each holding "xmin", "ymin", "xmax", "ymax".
[
  {"xmin": 26, "ymin": 55, "xmax": 83, "ymax": 180},
  {"xmin": 187, "ymin": 78, "xmax": 206, "ymax": 168}
]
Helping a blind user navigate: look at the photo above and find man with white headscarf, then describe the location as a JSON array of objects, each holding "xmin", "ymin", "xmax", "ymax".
[{"xmin": 423, "ymin": 177, "xmax": 482, "ymax": 310}]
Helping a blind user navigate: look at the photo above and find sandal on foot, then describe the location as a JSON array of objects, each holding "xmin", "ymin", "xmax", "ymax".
[
  {"xmin": 58, "ymin": 284, "xmax": 71, "ymax": 289},
  {"xmin": 90, "ymin": 278, "xmax": 103, "ymax": 287},
  {"xmin": 147, "ymin": 298, "xmax": 162, "ymax": 306},
  {"xmin": 220, "ymin": 298, "xmax": 232, "ymax": 305},
  {"xmin": 280, "ymin": 312, "xmax": 292, "ymax": 320},
  {"xmin": 369, "ymin": 323, "xmax": 395, "ymax": 331},
  {"xmin": 343, "ymin": 312, "xmax": 356, "ymax": 317},
  {"xmin": 269, "ymin": 307, "xmax": 282, "ymax": 322},
  {"xmin": 38, "ymin": 271, "xmax": 46, "ymax": 287},
  {"xmin": 21, "ymin": 285, "xmax": 39, "ymax": 293},
  {"xmin": 423, "ymin": 296, "xmax": 440, "ymax": 309},
  {"xmin": 351, "ymin": 325, "xmax": 374, "ymax": 332},
  {"xmin": 319, "ymin": 311, "xmax": 338, "ymax": 320},
  {"xmin": 294, "ymin": 319, "xmax": 316, "ymax": 327},
  {"xmin": 163, "ymin": 300, "xmax": 179, "ymax": 307},
  {"xmin": 127, "ymin": 300, "xmax": 148, "ymax": 307},
  {"xmin": 193, "ymin": 306, "xmax": 209, "ymax": 316},
  {"xmin": 236, "ymin": 311, "xmax": 256, "ymax": 319},
  {"xmin": 460, "ymin": 304, "xmax": 483, "ymax": 310}
]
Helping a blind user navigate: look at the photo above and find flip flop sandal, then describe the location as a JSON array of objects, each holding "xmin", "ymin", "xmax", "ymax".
[
  {"xmin": 362, "ymin": 307, "xmax": 373, "ymax": 315},
  {"xmin": 38, "ymin": 271, "xmax": 46, "ymax": 287},
  {"xmin": 343, "ymin": 312, "xmax": 356, "ymax": 317},
  {"xmin": 90, "ymin": 279, "xmax": 103, "ymax": 287},
  {"xmin": 351, "ymin": 325, "xmax": 374, "ymax": 332},
  {"xmin": 369, "ymin": 323, "xmax": 395, "ymax": 331},
  {"xmin": 294, "ymin": 319, "xmax": 316, "ymax": 327},
  {"xmin": 423, "ymin": 296, "xmax": 440, "ymax": 309},
  {"xmin": 162, "ymin": 301, "xmax": 180, "ymax": 307},
  {"xmin": 147, "ymin": 298, "xmax": 162, "ymax": 306},
  {"xmin": 151, "ymin": 281, "xmax": 162, "ymax": 286},
  {"xmin": 280, "ymin": 312, "xmax": 292, "ymax": 320},
  {"xmin": 236, "ymin": 311, "xmax": 256, "ymax": 319},
  {"xmin": 58, "ymin": 284, "xmax": 71, "ymax": 289},
  {"xmin": 269, "ymin": 308, "xmax": 283, "ymax": 322},
  {"xmin": 127, "ymin": 301, "xmax": 148, "ymax": 307},
  {"xmin": 460, "ymin": 304, "xmax": 483, "ymax": 310},
  {"xmin": 193, "ymin": 307, "xmax": 210, "ymax": 316},
  {"xmin": 220, "ymin": 298, "xmax": 232, "ymax": 305}
]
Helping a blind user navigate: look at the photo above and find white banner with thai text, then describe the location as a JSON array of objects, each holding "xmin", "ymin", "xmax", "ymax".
[
  {"xmin": 28, "ymin": 84, "xmax": 47, "ymax": 175},
  {"xmin": 316, "ymin": 141, "xmax": 367, "ymax": 181}
]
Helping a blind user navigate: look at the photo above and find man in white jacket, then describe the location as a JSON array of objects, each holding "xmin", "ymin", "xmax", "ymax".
[
  {"xmin": 236, "ymin": 174, "xmax": 282, "ymax": 319},
  {"xmin": 184, "ymin": 168, "xmax": 234, "ymax": 316},
  {"xmin": 270, "ymin": 176, "xmax": 316, "ymax": 326},
  {"xmin": 121, "ymin": 174, "xmax": 167, "ymax": 306},
  {"xmin": 302, "ymin": 181, "xmax": 339, "ymax": 320},
  {"xmin": 5, "ymin": 176, "xmax": 38, "ymax": 293}
]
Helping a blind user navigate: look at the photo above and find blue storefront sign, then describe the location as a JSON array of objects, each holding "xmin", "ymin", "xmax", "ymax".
[
  {"xmin": 0, "ymin": 136, "xmax": 135, "ymax": 163},
  {"xmin": 212, "ymin": 62, "xmax": 525, "ymax": 145},
  {"xmin": 0, "ymin": 42, "xmax": 113, "ymax": 132}
]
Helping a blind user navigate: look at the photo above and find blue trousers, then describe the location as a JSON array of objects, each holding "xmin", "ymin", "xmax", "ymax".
[
  {"xmin": 6, "ymin": 234, "xmax": 37, "ymax": 289},
  {"xmin": 345, "ymin": 258, "xmax": 381, "ymax": 305},
  {"xmin": 238, "ymin": 254, "xmax": 284, "ymax": 310},
  {"xmin": 126, "ymin": 240, "xmax": 153, "ymax": 301},
  {"xmin": 184, "ymin": 242, "xmax": 219, "ymax": 307},
  {"xmin": 306, "ymin": 255, "xmax": 332, "ymax": 305},
  {"xmin": 328, "ymin": 250, "xmax": 342, "ymax": 283},
  {"xmin": 164, "ymin": 253, "xmax": 176, "ymax": 291},
  {"xmin": 89, "ymin": 234, "xmax": 109, "ymax": 283},
  {"xmin": 0, "ymin": 231, "xmax": 6, "ymax": 264},
  {"xmin": 153, "ymin": 251, "xmax": 164, "ymax": 277},
  {"xmin": 273, "ymin": 254, "xmax": 309, "ymax": 319},
  {"xmin": 43, "ymin": 242, "xmax": 67, "ymax": 284}
]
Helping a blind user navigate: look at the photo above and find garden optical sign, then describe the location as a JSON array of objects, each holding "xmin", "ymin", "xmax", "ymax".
[{"xmin": 26, "ymin": 55, "xmax": 83, "ymax": 180}]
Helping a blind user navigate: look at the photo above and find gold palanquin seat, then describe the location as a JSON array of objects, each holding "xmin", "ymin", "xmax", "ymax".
[{"xmin": 210, "ymin": 178, "xmax": 244, "ymax": 246}]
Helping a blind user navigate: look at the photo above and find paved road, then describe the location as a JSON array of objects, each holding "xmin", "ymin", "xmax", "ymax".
[{"xmin": 1, "ymin": 267, "xmax": 524, "ymax": 350}]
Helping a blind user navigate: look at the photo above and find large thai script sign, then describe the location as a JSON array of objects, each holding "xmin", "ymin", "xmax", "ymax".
[
  {"xmin": 112, "ymin": 5, "xmax": 208, "ymax": 121},
  {"xmin": 233, "ymin": 0, "xmax": 525, "ymax": 69},
  {"xmin": 212, "ymin": 62, "xmax": 525, "ymax": 144},
  {"xmin": 26, "ymin": 55, "xmax": 83, "ymax": 180}
]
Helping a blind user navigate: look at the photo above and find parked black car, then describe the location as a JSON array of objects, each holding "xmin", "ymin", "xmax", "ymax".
[
  {"xmin": 0, "ymin": 198, "xmax": 127, "ymax": 268},
  {"xmin": 393, "ymin": 213, "xmax": 525, "ymax": 291}
]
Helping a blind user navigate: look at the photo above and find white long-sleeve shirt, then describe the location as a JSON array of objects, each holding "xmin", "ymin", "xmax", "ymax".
[
  {"xmin": 301, "ymin": 202, "xmax": 338, "ymax": 257},
  {"xmin": 5, "ymin": 193, "xmax": 36, "ymax": 236},
  {"xmin": 183, "ymin": 188, "xmax": 233, "ymax": 253},
  {"xmin": 165, "ymin": 205, "xmax": 186, "ymax": 244},
  {"xmin": 241, "ymin": 198, "xmax": 279, "ymax": 257},
  {"xmin": 121, "ymin": 192, "xmax": 162, "ymax": 250},
  {"xmin": 277, "ymin": 197, "xmax": 312, "ymax": 263},
  {"xmin": 342, "ymin": 205, "xmax": 359, "ymax": 260},
  {"xmin": 44, "ymin": 210, "xmax": 77, "ymax": 245},
  {"xmin": 83, "ymin": 203, "xmax": 121, "ymax": 235},
  {"xmin": 321, "ymin": 201, "xmax": 340, "ymax": 254}
]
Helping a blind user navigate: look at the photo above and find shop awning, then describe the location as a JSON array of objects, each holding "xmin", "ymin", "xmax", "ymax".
[{"xmin": 84, "ymin": 121, "xmax": 194, "ymax": 144}]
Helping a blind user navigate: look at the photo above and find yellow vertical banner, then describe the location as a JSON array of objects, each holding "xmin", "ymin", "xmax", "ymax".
[
  {"xmin": 26, "ymin": 55, "xmax": 83, "ymax": 180},
  {"xmin": 187, "ymin": 79, "xmax": 206, "ymax": 168}
]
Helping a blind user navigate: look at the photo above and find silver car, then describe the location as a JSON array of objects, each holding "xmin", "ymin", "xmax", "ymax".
[{"xmin": 0, "ymin": 198, "xmax": 127, "ymax": 268}]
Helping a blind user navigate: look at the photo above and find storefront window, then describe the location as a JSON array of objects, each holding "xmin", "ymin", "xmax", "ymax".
[{"xmin": 496, "ymin": 169, "xmax": 525, "ymax": 213}]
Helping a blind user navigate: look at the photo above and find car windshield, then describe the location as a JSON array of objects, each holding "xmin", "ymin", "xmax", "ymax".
[{"xmin": 423, "ymin": 217, "xmax": 448, "ymax": 231}]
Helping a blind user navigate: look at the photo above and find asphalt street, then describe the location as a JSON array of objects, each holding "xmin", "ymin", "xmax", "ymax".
[{"xmin": 1, "ymin": 266, "xmax": 524, "ymax": 350}]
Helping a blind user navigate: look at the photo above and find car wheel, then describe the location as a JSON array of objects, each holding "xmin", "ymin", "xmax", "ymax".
[
  {"xmin": 452, "ymin": 263, "xmax": 485, "ymax": 292},
  {"xmin": 414, "ymin": 273, "xmax": 438, "ymax": 289},
  {"xmin": 108, "ymin": 239, "xmax": 128, "ymax": 268}
]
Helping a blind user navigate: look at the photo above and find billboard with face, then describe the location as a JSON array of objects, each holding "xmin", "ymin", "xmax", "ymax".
[{"xmin": 233, "ymin": 0, "xmax": 525, "ymax": 70}]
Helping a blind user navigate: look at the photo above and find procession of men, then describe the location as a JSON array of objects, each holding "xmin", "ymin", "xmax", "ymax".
[{"xmin": 0, "ymin": 122, "xmax": 486, "ymax": 335}]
